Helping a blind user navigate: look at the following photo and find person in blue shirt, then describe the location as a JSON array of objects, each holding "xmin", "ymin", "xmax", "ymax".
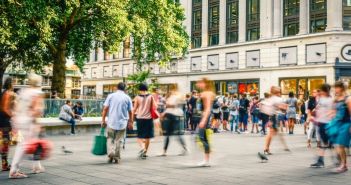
[
  {"xmin": 73, "ymin": 101, "xmax": 84, "ymax": 120},
  {"xmin": 102, "ymin": 82, "xmax": 133, "ymax": 164}
]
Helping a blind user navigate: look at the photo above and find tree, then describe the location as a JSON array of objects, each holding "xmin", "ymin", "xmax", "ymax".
[
  {"xmin": 0, "ymin": 1, "xmax": 47, "ymax": 89},
  {"xmin": 128, "ymin": 0, "xmax": 189, "ymax": 70},
  {"xmin": 11, "ymin": 0, "xmax": 132, "ymax": 96}
]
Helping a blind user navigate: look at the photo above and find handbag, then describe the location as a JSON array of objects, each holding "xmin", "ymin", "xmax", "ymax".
[
  {"xmin": 150, "ymin": 97, "xmax": 160, "ymax": 119},
  {"xmin": 92, "ymin": 127, "xmax": 107, "ymax": 155},
  {"xmin": 24, "ymin": 139, "xmax": 53, "ymax": 160}
]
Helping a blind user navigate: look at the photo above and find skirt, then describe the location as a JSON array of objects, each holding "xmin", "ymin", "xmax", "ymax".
[{"xmin": 136, "ymin": 119, "xmax": 154, "ymax": 139}]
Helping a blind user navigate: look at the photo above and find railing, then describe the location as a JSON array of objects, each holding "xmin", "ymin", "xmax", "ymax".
[{"xmin": 43, "ymin": 99, "xmax": 105, "ymax": 118}]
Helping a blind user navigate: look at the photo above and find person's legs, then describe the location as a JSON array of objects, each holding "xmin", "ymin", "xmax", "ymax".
[
  {"xmin": 68, "ymin": 118, "xmax": 76, "ymax": 134},
  {"xmin": 198, "ymin": 128, "xmax": 210, "ymax": 165},
  {"xmin": 114, "ymin": 129, "xmax": 126, "ymax": 161},
  {"xmin": 1, "ymin": 128, "xmax": 11, "ymax": 171},
  {"xmin": 243, "ymin": 113, "xmax": 248, "ymax": 131},
  {"xmin": 9, "ymin": 141, "xmax": 26, "ymax": 176}
]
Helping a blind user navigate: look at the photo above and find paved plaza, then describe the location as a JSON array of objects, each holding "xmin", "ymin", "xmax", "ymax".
[{"xmin": 0, "ymin": 125, "xmax": 350, "ymax": 185}]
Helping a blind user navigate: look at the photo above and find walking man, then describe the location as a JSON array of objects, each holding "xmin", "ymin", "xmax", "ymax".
[{"xmin": 102, "ymin": 82, "xmax": 133, "ymax": 164}]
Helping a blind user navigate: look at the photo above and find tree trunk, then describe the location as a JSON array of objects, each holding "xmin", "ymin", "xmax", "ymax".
[
  {"xmin": 0, "ymin": 66, "xmax": 6, "ymax": 90},
  {"xmin": 51, "ymin": 49, "xmax": 66, "ymax": 98}
]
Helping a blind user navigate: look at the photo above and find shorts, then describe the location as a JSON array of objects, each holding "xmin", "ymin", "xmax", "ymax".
[
  {"xmin": 270, "ymin": 115, "xmax": 278, "ymax": 130},
  {"xmin": 222, "ymin": 112, "xmax": 229, "ymax": 121},
  {"xmin": 251, "ymin": 115, "xmax": 259, "ymax": 124},
  {"xmin": 277, "ymin": 114, "xmax": 285, "ymax": 122},
  {"xmin": 317, "ymin": 123, "xmax": 329, "ymax": 146},
  {"xmin": 213, "ymin": 113, "xmax": 221, "ymax": 120},
  {"xmin": 136, "ymin": 119, "xmax": 154, "ymax": 139},
  {"xmin": 239, "ymin": 113, "xmax": 248, "ymax": 125}
]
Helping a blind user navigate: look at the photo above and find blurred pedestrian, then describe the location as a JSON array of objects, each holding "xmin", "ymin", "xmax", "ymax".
[
  {"xmin": 59, "ymin": 100, "xmax": 76, "ymax": 135},
  {"xmin": 261, "ymin": 86, "xmax": 289, "ymax": 155},
  {"xmin": 286, "ymin": 92, "xmax": 298, "ymax": 134},
  {"xmin": 195, "ymin": 78, "xmax": 215, "ymax": 167},
  {"xmin": 307, "ymin": 90, "xmax": 320, "ymax": 148},
  {"xmin": 102, "ymin": 82, "xmax": 133, "ymax": 164},
  {"xmin": 188, "ymin": 90, "xmax": 198, "ymax": 132},
  {"xmin": 310, "ymin": 83, "xmax": 333, "ymax": 168},
  {"xmin": 327, "ymin": 81, "xmax": 351, "ymax": 173},
  {"xmin": 160, "ymin": 84, "xmax": 187, "ymax": 156},
  {"xmin": 211, "ymin": 93, "xmax": 222, "ymax": 133},
  {"xmin": 259, "ymin": 93, "xmax": 271, "ymax": 135},
  {"xmin": 151, "ymin": 88, "xmax": 163, "ymax": 136},
  {"xmin": 133, "ymin": 83, "xmax": 156, "ymax": 159},
  {"xmin": 9, "ymin": 74, "xmax": 45, "ymax": 178},
  {"xmin": 0, "ymin": 78, "xmax": 15, "ymax": 171}
]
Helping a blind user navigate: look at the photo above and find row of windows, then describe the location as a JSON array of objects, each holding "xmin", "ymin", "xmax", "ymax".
[{"xmin": 191, "ymin": 0, "xmax": 351, "ymax": 49}]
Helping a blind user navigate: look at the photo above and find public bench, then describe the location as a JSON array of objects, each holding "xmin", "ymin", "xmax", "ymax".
[{"xmin": 38, "ymin": 117, "xmax": 137, "ymax": 137}]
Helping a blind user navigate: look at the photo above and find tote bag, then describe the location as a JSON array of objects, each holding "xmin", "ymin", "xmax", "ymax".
[{"xmin": 92, "ymin": 127, "xmax": 107, "ymax": 155}]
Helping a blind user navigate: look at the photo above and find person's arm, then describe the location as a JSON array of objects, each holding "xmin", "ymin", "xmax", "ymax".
[
  {"xmin": 132, "ymin": 97, "xmax": 139, "ymax": 118},
  {"xmin": 1, "ymin": 92, "xmax": 12, "ymax": 117},
  {"xmin": 127, "ymin": 98, "xmax": 133, "ymax": 129},
  {"xmin": 102, "ymin": 95, "xmax": 111, "ymax": 127},
  {"xmin": 199, "ymin": 92, "xmax": 213, "ymax": 129}
]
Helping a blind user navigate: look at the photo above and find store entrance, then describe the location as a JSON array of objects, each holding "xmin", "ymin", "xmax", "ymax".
[{"xmin": 279, "ymin": 76, "xmax": 326, "ymax": 99}]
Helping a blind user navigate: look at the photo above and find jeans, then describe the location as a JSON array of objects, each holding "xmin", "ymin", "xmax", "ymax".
[
  {"xmin": 230, "ymin": 114, "xmax": 239, "ymax": 132},
  {"xmin": 60, "ymin": 118, "xmax": 76, "ymax": 134}
]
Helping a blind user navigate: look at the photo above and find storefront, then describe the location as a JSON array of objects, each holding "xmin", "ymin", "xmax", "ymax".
[
  {"xmin": 191, "ymin": 79, "xmax": 260, "ymax": 96},
  {"xmin": 103, "ymin": 84, "xmax": 117, "ymax": 98},
  {"xmin": 279, "ymin": 76, "xmax": 326, "ymax": 99}
]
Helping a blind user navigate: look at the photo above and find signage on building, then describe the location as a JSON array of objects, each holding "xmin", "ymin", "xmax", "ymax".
[{"xmin": 341, "ymin": 44, "xmax": 351, "ymax": 61}]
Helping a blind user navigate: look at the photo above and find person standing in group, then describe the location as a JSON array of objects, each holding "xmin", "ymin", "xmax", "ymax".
[
  {"xmin": 9, "ymin": 74, "xmax": 45, "ymax": 179},
  {"xmin": 211, "ymin": 93, "xmax": 222, "ymax": 133},
  {"xmin": 0, "ymin": 78, "xmax": 15, "ymax": 171},
  {"xmin": 307, "ymin": 90, "xmax": 320, "ymax": 148},
  {"xmin": 286, "ymin": 92, "xmax": 298, "ymax": 134},
  {"xmin": 59, "ymin": 100, "xmax": 76, "ymax": 135},
  {"xmin": 309, "ymin": 84, "xmax": 333, "ymax": 168},
  {"xmin": 261, "ymin": 86, "xmax": 289, "ymax": 155},
  {"xmin": 229, "ymin": 94, "xmax": 240, "ymax": 134},
  {"xmin": 160, "ymin": 84, "xmax": 187, "ymax": 156},
  {"xmin": 133, "ymin": 84, "xmax": 157, "ymax": 159},
  {"xmin": 299, "ymin": 98, "xmax": 307, "ymax": 131},
  {"xmin": 102, "ymin": 82, "xmax": 133, "ymax": 164},
  {"xmin": 221, "ymin": 93, "xmax": 230, "ymax": 131},
  {"xmin": 259, "ymin": 93, "xmax": 270, "ymax": 136},
  {"xmin": 188, "ymin": 90, "xmax": 198, "ymax": 132},
  {"xmin": 195, "ymin": 78, "xmax": 215, "ymax": 167},
  {"xmin": 239, "ymin": 94, "xmax": 250, "ymax": 132},
  {"xmin": 250, "ymin": 96, "xmax": 260, "ymax": 134},
  {"xmin": 327, "ymin": 81, "xmax": 351, "ymax": 173}
]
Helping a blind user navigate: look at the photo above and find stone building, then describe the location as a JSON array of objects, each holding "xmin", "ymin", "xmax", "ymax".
[{"xmin": 81, "ymin": 0, "xmax": 351, "ymax": 98}]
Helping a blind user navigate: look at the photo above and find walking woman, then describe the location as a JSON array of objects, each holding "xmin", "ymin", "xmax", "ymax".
[
  {"xmin": 195, "ymin": 78, "xmax": 215, "ymax": 167},
  {"xmin": 133, "ymin": 83, "xmax": 156, "ymax": 159},
  {"xmin": 327, "ymin": 81, "xmax": 351, "ymax": 173},
  {"xmin": 9, "ymin": 74, "xmax": 45, "ymax": 178},
  {"xmin": 286, "ymin": 92, "xmax": 298, "ymax": 134},
  {"xmin": 0, "ymin": 78, "xmax": 15, "ymax": 171},
  {"xmin": 160, "ymin": 84, "xmax": 187, "ymax": 156}
]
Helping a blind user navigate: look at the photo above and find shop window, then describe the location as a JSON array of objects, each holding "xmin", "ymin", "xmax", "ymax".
[
  {"xmin": 192, "ymin": 0, "xmax": 202, "ymax": 48},
  {"xmin": 283, "ymin": 0, "xmax": 300, "ymax": 37},
  {"xmin": 310, "ymin": 0, "xmax": 327, "ymax": 33},
  {"xmin": 280, "ymin": 77, "xmax": 325, "ymax": 99},
  {"xmin": 246, "ymin": 0, "xmax": 260, "ymax": 41},
  {"xmin": 226, "ymin": 0, "xmax": 239, "ymax": 44},
  {"xmin": 83, "ymin": 86, "xmax": 96, "ymax": 97},
  {"xmin": 208, "ymin": 0, "xmax": 220, "ymax": 46},
  {"xmin": 103, "ymin": 84, "xmax": 117, "ymax": 97}
]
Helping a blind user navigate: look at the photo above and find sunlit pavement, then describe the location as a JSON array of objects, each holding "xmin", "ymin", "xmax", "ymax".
[{"xmin": 0, "ymin": 125, "xmax": 350, "ymax": 185}]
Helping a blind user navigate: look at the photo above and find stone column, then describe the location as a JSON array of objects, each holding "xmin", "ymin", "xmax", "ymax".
[
  {"xmin": 202, "ymin": 0, "xmax": 209, "ymax": 47},
  {"xmin": 272, "ymin": 0, "xmax": 282, "ymax": 38},
  {"xmin": 238, "ymin": 0, "xmax": 246, "ymax": 42},
  {"xmin": 298, "ymin": 0, "xmax": 308, "ymax": 35},
  {"xmin": 219, "ymin": 0, "xmax": 226, "ymax": 45},
  {"xmin": 326, "ymin": 0, "xmax": 343, "ymax": 31}
]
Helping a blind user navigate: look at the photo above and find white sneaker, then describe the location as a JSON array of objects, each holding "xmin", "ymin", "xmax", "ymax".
[{"xmin": 197, "ymin": 161, "xmax": 211, "ymax": 167}]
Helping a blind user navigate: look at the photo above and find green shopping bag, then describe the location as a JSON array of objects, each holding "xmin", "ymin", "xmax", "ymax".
[{"xmin": 92, "ymin": 127, "xmax": 107, "ymax": 155}]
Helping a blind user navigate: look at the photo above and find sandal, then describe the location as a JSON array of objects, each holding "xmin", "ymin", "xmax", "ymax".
[
  {"xmin": 332, "ymin": 166, "xmax": 348, "ymax": 173},
  {"xmin": 9, "ymin": 171, "xmax": 28, "ymax": 179},
  {"xmin": 32, "ymin": 167, "xmax": 45, "ymax": 174}
]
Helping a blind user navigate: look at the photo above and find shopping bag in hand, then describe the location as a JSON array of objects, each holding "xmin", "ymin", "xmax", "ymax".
[{"xmin": 92, "ymin": 127, "xmax": 107, "ymax": 155}]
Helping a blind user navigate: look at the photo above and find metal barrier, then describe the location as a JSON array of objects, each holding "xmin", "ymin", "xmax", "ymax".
[{"xmin": 44, "ymin": 99, "xmax": 105, "ymax": 118}]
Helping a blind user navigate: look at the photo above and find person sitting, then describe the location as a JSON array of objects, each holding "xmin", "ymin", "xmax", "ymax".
[
  {"xmin": 59, "ymin": 100, "xmax": 76, "ymax": 135},
  {"xmin": 72, "ymin": 101, "xmax": 84, "ymax": 120}
]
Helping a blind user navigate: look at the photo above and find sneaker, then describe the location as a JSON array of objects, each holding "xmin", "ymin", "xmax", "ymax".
[
  {"xmin": 310, "ymin": 161, "xmax": 324, "ymax": 168},
  {"xmin": 197, "ymin": 161, "xmax": 211, "ymax": 167}
]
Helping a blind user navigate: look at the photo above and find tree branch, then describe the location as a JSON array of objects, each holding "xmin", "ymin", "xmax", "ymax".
[{"xmin": 31, "ymin": 19, "xmax": 57, "ymax": 55}]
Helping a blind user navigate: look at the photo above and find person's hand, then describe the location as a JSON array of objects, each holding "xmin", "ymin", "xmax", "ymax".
[
  {"xmin": 198, "ymin": 122, "xmax": 205, "ymax": 129},
  {"xmin": 101, "ymin": 121, "xmax": 107, "ymax": 128},
  {"xmin": 127, "ymin": 120, "xmax": 133, "ymax": 130}
]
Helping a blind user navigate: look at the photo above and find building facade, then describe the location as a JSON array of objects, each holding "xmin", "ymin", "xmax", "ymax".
[{"xmin": 82, "ymin": 0, "xmax": 351, "ymax": 98}]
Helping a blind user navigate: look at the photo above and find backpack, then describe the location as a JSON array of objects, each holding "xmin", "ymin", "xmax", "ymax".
[{"xmin": 212, "ymin": 98, "xmax": 221, "ymax": 109}]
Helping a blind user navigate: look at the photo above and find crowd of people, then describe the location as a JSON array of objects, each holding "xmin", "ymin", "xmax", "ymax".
[{"xmin": 1, "ymin": 75, "xmax": 351, "ymax": 180}]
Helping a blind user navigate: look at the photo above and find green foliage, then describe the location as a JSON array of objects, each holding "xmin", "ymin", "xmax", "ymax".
[{"xmin": 128, "ymin": 0, "xmax": 190, "ymax": 68}]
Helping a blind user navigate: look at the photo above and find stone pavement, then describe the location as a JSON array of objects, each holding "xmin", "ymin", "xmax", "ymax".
[{"xmin": 1, "ymin": 125, "xmax": 350, "ymax": 185}]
